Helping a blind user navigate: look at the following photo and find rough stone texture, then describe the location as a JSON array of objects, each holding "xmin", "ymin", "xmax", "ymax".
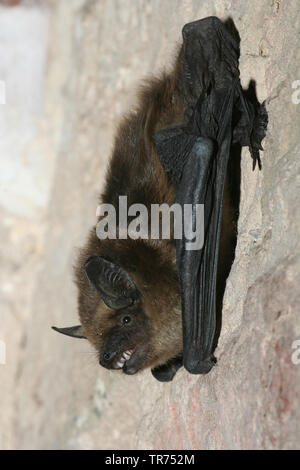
[{"xmin": 0, "ymin": 0, "xmax": 299, "ymax": 450}]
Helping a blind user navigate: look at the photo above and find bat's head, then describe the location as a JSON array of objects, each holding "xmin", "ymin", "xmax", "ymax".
[{"xmin": 53, "ymin": 240, "xmax": 182, "ymax": 375}]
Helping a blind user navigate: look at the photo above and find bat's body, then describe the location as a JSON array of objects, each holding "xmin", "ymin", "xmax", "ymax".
[
  {"xmin": 73, "ymin": 47, "xmax": 210, "ymax": 380},
  {"xmin": 53, "ymin": 17, "xmax": 267, "ymax": 381}
]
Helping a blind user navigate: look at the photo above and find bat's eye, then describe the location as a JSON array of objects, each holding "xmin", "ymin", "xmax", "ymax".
[{"xmin": 122, "ymin": 315, "xmax": 132, "ymax": 325}]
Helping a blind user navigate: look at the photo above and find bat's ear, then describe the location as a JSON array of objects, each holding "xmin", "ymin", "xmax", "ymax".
[
  {"xmin": 84, "ymin": 256, "xmax": 140, "ymax": 310},
  {"xmin": 52, "ymin": 325, "xmax": 86, "ymax": 339}
]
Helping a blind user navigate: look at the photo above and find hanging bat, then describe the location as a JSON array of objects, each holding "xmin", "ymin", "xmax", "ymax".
[{"xmin": 52, "ymin": 17, "xmax": 267, "ymax": 381}]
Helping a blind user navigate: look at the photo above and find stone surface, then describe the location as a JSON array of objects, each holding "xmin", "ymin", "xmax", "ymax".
[{"xmin": 0, "ymin": 0, "xmax": 299, "ymax": 450}]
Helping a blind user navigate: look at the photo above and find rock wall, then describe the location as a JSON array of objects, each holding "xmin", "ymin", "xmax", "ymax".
[{"xmin": 0, "ymin": 0, "xmax": 299, "ymax": 449}]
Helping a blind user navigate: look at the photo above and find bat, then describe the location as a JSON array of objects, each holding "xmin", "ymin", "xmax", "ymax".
[{"xmin": 52, "ymin": 17, "xmax": 267, "ymax": 381}]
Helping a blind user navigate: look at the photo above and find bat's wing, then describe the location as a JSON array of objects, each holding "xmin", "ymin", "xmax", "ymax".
[{"xmin": 155, "ymin": 17, "xmax": 267, "ymax": 375}]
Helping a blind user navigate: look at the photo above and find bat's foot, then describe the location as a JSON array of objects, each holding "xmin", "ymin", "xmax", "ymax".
[
  {"xmin": 250, "ymin": 101, "xmax": 268, "ymax": 170},
  {"xmin": 151, "ymin": 356, "xmax": 183, "ymax": 382}
]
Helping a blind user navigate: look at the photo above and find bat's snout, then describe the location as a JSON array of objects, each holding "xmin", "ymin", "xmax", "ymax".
[
  {"xmin": 100, "ymin": 350, "xmax": 117, "ymax": 367},
  {"xmin": 100, "ymin": 348, "xmax": 135, "ymax": 371}
]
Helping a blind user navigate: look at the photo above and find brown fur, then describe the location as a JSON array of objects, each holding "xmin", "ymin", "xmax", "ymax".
[{"xmin": 73, "ymin": 45, "xmax": 235, "ymax": 374}]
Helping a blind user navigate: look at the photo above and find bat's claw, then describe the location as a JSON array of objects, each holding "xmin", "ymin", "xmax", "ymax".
[{"xmin": 250, "ymin": 101, "xmax": 268, "ymax": 171}]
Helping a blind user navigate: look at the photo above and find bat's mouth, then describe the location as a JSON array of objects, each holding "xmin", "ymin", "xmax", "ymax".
[{"xmin": 112, "ymin": 348, "xmax": 135, "ymax": 370}]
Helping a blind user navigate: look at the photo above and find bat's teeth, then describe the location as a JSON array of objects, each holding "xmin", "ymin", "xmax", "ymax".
[
  {"xmin": 112, "ymin": 363, "xmax": 122, "ymax": 369},
  {"xmin": 113, "ymin": 349, "xmax": 134, "ymax": 369},
  {"xmin": 123, "ymin": 351, "xmax": 131, "ymax": 360}
]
